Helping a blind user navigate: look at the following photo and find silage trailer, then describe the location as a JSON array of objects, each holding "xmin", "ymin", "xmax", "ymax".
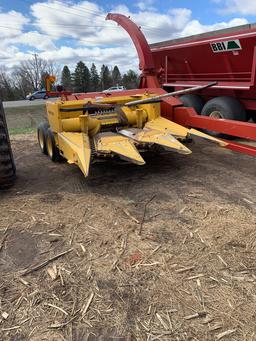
[{"xmin": 150, "ymin": 23, "xmax": 256, "ymax": 125}]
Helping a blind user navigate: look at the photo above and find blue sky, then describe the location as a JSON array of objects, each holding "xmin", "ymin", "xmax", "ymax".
[{"xmin": 1, "ymin": 0, "xmax": 256, "ymax": 72}]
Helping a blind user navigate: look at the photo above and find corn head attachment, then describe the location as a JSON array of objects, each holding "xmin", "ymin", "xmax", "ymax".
[{"xmin": 38, "ymin": 91, "xmax": 227, "ymax": 177}]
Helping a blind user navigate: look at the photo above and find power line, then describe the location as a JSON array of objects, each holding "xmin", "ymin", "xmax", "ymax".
[
  {"xmin": 0, "ymin": 20, "xmax": 168, "ymax": 37},
  {"xmin": 14, "ymin": 0, "xmax": 171, "ymax": 34},
  {"xmin": 0, "ymin": 25, "xmax": 135, "ymax": 45},
  {"xmin": 2, "ymin": 0, "xmax": 172, "ymax": 43},
  {"xmin": 0, "ymin": 22, "xmax": 123, "ymax": 30},
  {"xmin": 21, "ymin": 0, "xmax": 109, "ymax": 21}
]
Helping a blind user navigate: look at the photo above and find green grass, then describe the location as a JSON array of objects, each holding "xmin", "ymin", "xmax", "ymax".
[
  {"xmin": 8, "ymin": 127, "xmax": 36, "ymax": 135},
  {"xmin": 4, "ymin": 104, "xmax": 47, "ymax": 135},
  {"xmin": 4, "ymin": 104, "xmax": 46, "ymax": 116}
]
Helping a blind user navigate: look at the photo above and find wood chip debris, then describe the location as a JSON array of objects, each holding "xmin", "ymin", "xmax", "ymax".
[
  {"xmin": 187, "ymin": 274, "xmax": 205, "ymax": 280},
  {"xmin": 184, "ymin": 312, "xmax": 206, "ymax": 320},
  {"xmin": 18, "ymin": 277, "xmax": 29, "ymax": 286},
  {"xmin": 139, "ymin": 194, "xmax": 156, "ymax": 235},
  {"xmin": 48, "ymin": 311, "xmax": 80, "ymax": 329},
  {"xmin": 208, "ymin": 323, "xmax": 223, "ymax": 331},
  {"xmin": 80, "ymin": 243, "xmax": 86, "ymax": 253},
  {"xmin": 81, "ymin": 292, "xmax": 94, "ymax": 319},
  {"xmin": 2, "ymin": 312, "xmax": 9, "ymax": 320},
  {"xmin": 175, "ymin": 266, "xmax": 195, "ymax": 273},
  {"xmin": 242, "ymin": 198, "xmax": 254, "ymax": 205},
  {"xmin": 202, "ymin": 316, "xmax": 214, "ymax": 324},
  {"xmin": 156, "ymin": 313, "xmax": 169, "ymax": 330},
  {"xmin": 123, "ymin": 209, "xmax": 140, "ymax": 224},
  {"xmin": 22, "ymin": 248, "xmax": 73, "ymax": 276},
  {"xmin": 217, "ymin": 255, "xmax": 228, "ymax": 267},
  {"xmin": 47, "ymin": 264, "xmax": 58, "ymax": 281},
  {"xmin": 2, "ymin": 326, "xmax": 20, "ymax": 331},
  {"xmin": 45, "ymin": 303, "xmax": 68, "ymax": 316},
  {"xmin": 0, "ymin": 226, "xmax": 9, "ymax": 252},
  {"xmin": 179, "ymin": 206, "xmax": 186, "ymax": 214},
  {"xmin": 216, "ymin": 329, "xmax": 236, "ymax": 340}
]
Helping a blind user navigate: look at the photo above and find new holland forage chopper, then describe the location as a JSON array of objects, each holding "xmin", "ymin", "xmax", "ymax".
[
  {"xmin": 37, "ymin": 82, "xmax": 229, "ymax": 177},
  {"xmin": 36, "ymin": 13, "xmax": 256, "ymax": 177}
]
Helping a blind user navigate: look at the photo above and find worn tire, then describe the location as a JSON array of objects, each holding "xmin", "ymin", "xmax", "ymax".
[
  {"xmin": 46, "ymin": 129, "xmax": 61, "ymax": 162},
  {"xmin": 201, "ymin": 96, "xmax": 246, "ymax": 137},
  {"xmin": 179, "ymin": 94, "xmax": 204, "ymax": 114},
  {"xmin": 0, "ymin": 101, "xmax": 16, "ymax": 189},
  {"xmin": 37, "ymin": 122, "xmax": 49, "ymax": 155}
]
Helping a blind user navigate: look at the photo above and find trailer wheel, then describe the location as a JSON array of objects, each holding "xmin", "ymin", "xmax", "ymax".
[
  {"xmin": 37, "ymin": 122, "xmax": 49, "ymax": 155},
  {"xmin": 179, "ymin": 94, "xmax": 204, "ymax": 114},
  {"xmin": 46, "ymin": 129, "xmax": 61, "ymax": 162},
  {"xmin": 201, "ymin": 96, "xmax": 246, "ymax": 137}
]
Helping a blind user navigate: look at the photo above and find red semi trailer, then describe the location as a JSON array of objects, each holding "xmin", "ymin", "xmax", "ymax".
[{"xmin": 150, "ymin": 23, "xmax": 256, "ymax": 126}]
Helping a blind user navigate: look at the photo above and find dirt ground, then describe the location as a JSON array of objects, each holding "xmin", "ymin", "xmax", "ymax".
[{"xmin": 0, "ymin": 133, "xmax": 255, "ymax": 341}]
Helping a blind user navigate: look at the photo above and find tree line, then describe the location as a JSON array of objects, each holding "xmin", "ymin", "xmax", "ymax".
[
  {"xmin": 61, "ymin": 61, "xmax": 139, "ymax": 93},
  {"xmin": 0, "ymin": 55, "xmax": 140, "ymax": 101}
]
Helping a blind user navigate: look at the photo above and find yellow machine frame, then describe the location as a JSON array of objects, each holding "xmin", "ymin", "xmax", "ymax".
[{"xmin": 40, "ymin": 92, "xmax": 226, "ymax": 177}]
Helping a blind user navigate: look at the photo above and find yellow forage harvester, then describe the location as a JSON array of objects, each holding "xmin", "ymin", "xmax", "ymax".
[{"xmin": 37, "ymin": 92, "xmax": 226, "ymax": 177}]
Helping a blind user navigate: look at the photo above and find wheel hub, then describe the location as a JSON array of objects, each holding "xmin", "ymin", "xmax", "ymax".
[
  {"xmin": 39, "ymin": 130, "xmax": 44, "ymax": 150},
  {"xmin": 47, "ymin": 137, "xmax": 53, "ymax": 158},
  {"xmin": 209, "ymin": 111, "xmax": 223, "ymax": 119}
]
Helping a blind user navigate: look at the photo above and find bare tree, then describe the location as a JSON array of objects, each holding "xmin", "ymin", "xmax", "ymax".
[
  {"xmin": 15, "ymin": 54, "xmax": 48, "ymax": 90},
  {"xmin": 46, "ymin": 60, "xmax": 61, "ymax": 83},
  {"xmin": 13, "ymin": 54, "xmax": 61, "ymax": 96},
  {"xmin": 0, "ymin": 68, "xmax": 16, "ymax": 101},
  {"xmin": 12, "ymin": 69, "xmax": 33, "ymax": 99}
]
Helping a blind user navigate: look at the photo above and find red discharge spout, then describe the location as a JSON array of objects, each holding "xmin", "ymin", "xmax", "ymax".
[{"xmin": 106, "ymin": 13, "xmax": 160, "ymax": 88}]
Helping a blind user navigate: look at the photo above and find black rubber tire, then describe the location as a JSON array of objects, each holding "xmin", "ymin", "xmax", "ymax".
[
  {"xmin": 245, "ymin": 110, "xmax": 252, "ymax": 122},
  {"xmin": 44, "ymin": 95, "xmax": 49, "ymax": 100},
  {"xmin": 201, "ymin": 96, "xmax": 247, "ymax": 138},
  {"xmin": 0, "ymin": 101, "xmax": 16, "ymax": 189},
  {"xmin": 179, "ymin": 94, "xmax": 204, "ymax": 114},
  {"xmin": 37, "ymin": 122, "xmax": 49, "ymax": 155},
  {"xmin": 250, "ymin": 112, "xmax": 256, "ymax": 123},
  {"xmin": 46, "ymin": 129, "xmax": 61, "ymax": 162},
  {"xmin": 29, "ymin": 96, "xmax": 35, "ymax": 101}
]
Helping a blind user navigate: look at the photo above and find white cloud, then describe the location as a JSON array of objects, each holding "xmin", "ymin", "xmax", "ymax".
[
  {"xmin": 12, "ymin": 31, "xmax": 56, "ymax": 51},
  {"xmin": 178, "ymin": 17, "xmax": 248, "ymax": 37},
  {"xmin": 0, "ymin": 1, "xmax": 251, "ymax": 73},
  {"xmin": 136, "ymin": 0, "xmax": 156, "ymax": 11},
  {"xmin": 0, "ymin": 10, "xmax": 29, "ymax": 39},
  {"xmin": 214, "ymin": 0, "xmax": 256, "ymax": 15},
  {"xmin": 30, "ymin": 1, "xmax": 107, "ymax": 39}
]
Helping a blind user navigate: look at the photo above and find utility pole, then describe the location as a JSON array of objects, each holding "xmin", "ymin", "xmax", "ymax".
[{"xmin": 33, "ymin": 53, "xmax": 39, "ymax": 90}]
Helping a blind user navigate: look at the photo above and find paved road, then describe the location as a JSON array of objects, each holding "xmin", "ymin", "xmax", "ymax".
[{"xmin": 3, "ymin": 98, "xmax": 55, "ymax": 108}]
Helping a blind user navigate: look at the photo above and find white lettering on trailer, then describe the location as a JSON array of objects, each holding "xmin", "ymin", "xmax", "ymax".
[{"xmin": 211, "ymin": 39, "xmax": 241, "ymax": 53}]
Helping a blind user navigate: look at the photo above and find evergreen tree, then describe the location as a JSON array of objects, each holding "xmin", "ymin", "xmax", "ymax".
[
  {"xmin": 61, "ymin": 65, "xmax": 72, "ymax": 91},
  {"xmin": 72, "ymin": 61, "xmax": 91, "ymax": 92},
  {"xmin": 100, "ymin": 64, "xmax": 112, "ymax": 90},
  {"xmin": 83, "ymin": 65, "xmax": 91, "ymax": 92},
  {"xmin": 122, "ymin": 70, "xmax": 139, "ymax": 89},
  {"xmin": 90, "ymin": 63, "xmax": 100, "ymax": 91},
  {"xmin": 112, "ymin": 65, "xmax": 122, "ymax": 86}
]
